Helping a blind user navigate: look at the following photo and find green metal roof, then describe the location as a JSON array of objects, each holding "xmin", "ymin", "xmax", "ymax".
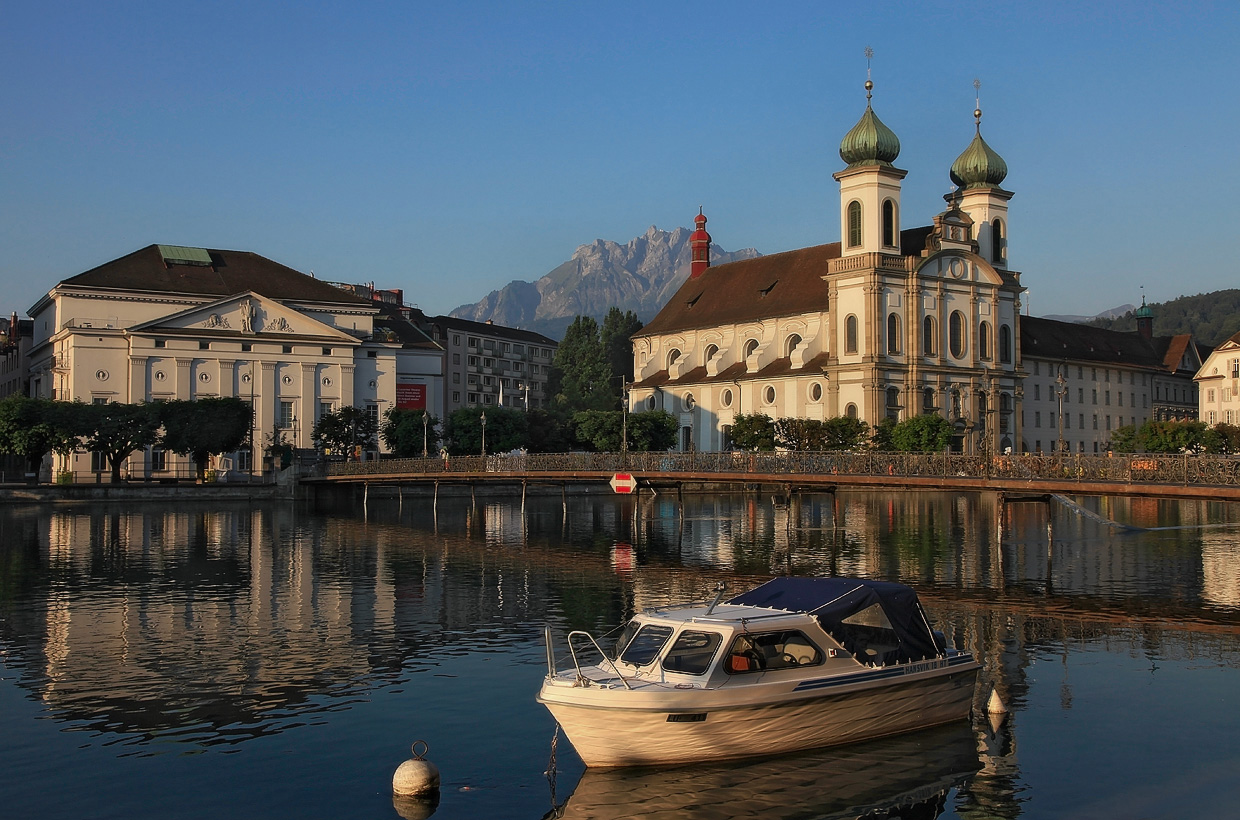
[{"xmin": 157, "ymin": 245, "xmax": 213, "ymax": 266}]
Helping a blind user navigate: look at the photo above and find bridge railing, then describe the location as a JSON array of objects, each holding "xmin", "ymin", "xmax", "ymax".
[{"xmin": 318, "ymin": 451, "xmax": 1240, "ymax": 487}]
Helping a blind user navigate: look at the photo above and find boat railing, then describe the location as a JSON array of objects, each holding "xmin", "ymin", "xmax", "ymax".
[{"xmin": 564, "ymin": 630, "xmax": 633, "ymax": 690}]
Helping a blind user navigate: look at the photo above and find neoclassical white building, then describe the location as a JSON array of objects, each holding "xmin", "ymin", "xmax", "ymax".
[
  {"xmin": 27, "ymin": 244, "xmax": 444, "ymax": 477},
  {"xmin": 632, "ymin": 80, "xmax": 1024, "ymax": 453},
  {"xmin": 1196, "ymin": 330, "xmax": 1240, "ymax": 427}
]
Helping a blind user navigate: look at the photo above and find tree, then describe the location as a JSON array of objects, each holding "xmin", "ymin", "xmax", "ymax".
[
  {"xmin": 1109, "ymin": 424, "xmax": 1140, "ymax": 453},
  {"xmin": 870, "ymin": 417, "xmax": 897, "ymax": 451},
  {"xmin": 888, "ymin": 414, "xmax": 954, "ymax": 452},
  {"xmin": 445, "ymin": 406, "xmax": 528, "ymax": 455},
  {"xmin": 822, "ymin": 416, "xmax": 869, "ymax": 450},
  {"xmin": 80, "ymin": 401, "xmax": 162, "ymax": 482},
  {"xmin": 313, "ymin": 406, "xmax": 377, "ymax": 459},
  {"xmin": 730, "ymin": 413, "xmax": 776, "ymax": 451},
  {"xmin": 628, "ymin": 410, "xmax": 678, "ymax": 452},
  {"xmin": 1210, "ymin": 423, "xmax": 1240, "ymax": 454},
  {"xmin": 1139, "ymin": 419, "xmax": 1210, "ymax": 453},
  {"xmin": 548, "ymin": 316, "xmax": 614, "ymax": 413},
  {"xmin": 525, "ymin": 409, "xmax": 572, "ymax": 453},
  {"xmin": 381, "ymin": 407, "xmax": 440, "ymax": 457},
  {"xmin": 0, "ymin": 397, "xmax": 81, "ymax": 475},
  {"xmin": 573, "ymin": 410, "xmax": 623, "ymax": 452},
  {"xmin": 600, "ymin": 307, "xmax": 643, "ymax": 400},
  {"xmin": 159, "ymin": 398, "xmax": 252, "ymax": 481},
  {"xmin": 775, "ymin": 418, "xmax": 826, "ymax": 451}
]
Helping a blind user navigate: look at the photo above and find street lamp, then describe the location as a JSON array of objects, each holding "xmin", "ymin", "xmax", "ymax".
[
  {"xmin": 480, "ymin": 411, "xmax": 487, "ymax": 456},
  {"xmin": 1055, "ymin": 364, "xmax": 1068, "ymax": 454},
  {"xmin": 422, "ymin": 411, "xmax": 429, "ymax": 458},
  {"xmin": 620, "ymin": 379, "xmax": 629, "ymax": 467}
]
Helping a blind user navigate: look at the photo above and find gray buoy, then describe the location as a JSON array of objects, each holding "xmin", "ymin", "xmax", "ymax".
[
  {"xmin": 987, "ymin": 688, "xmax": 1008, "ymax": 714},
  {"xmin": 393, "ymin": 741, "xmax": 440, "ymax": 797}
]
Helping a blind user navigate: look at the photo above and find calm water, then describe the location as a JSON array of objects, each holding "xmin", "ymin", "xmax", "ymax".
[{"xmin": 1, "ymin": 489, "xmax": 1238, "ymax": 819}]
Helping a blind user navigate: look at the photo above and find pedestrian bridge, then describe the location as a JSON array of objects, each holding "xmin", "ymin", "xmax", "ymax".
[{"xmin": 302, "ymin": 451, "xmax": 1240, "ymax": 502}]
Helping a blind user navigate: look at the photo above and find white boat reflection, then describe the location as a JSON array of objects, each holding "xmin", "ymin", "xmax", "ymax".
[{"xmin": 545, "ymin": 722, "xmax": 979, "ymax": 820}]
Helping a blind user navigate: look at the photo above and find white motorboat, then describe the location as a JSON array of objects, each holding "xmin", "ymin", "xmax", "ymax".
[{"xmin": 537, "ymin": 577, "xmax": 980, "ymax": 767}]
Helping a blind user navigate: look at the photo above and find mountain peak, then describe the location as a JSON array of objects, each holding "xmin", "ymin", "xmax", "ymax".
[{"xmin": 451, "ymin": 226, "xmax": 761, "ymax": 339}]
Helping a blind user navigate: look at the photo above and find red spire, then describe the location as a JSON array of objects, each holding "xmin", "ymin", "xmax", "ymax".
[{"xmin": 689, "ymin": 208, "xmax": 711, "ymax": 279}]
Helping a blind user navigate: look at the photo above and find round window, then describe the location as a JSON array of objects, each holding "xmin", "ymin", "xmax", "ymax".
[
  {"xmin": 199, "ymin": 372, "xmax": 211, "ymax": 383},
  {"xmin": 809, "ymin": 382, "xmax": 822, "ymax": 402},
  {"xmin": 683, "ymin": 393, "xmax": 695, "ymax": 411},
  {"xmin": 95, "ymin": 369, "xmax": 109, "ymax": 381},
  {"xmin": 154, "ymin": 370, "xmax": 167, "ymax": 382},
  {"xmin": 646, "ymin": 396, "xmax": 656, "ymax": 410},
  {"xmin": 764, "ymin": 385, "xmax": 776, "ymax": 404},
  {"xmin": 282, "ymin": 374, "xmax": 293, "ymax": 385},
  {"xmin": 721, "ymin": 388, "xmax": 733, "ymax": 408}
]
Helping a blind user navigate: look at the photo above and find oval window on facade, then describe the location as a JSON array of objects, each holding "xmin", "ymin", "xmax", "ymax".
[
  {"xmin": 764, "ymin": 385, "xmax": 776, "ymax": 404},
  {"xmin": 809, "ymin": 382, "xmax": 822, "ymax": 402},
  {"xmin": 646, "ymin": 395, "xmax": 656, "ymax": 410},
  {"xmin": 721, "ymin": 388, "xmax": 733, "ymax": 408},
  {"xmin": 683, "ymin": 393, "xmax": 695, "ymax": 411}
]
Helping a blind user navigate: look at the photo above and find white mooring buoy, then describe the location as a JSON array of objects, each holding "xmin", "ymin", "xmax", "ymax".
[
  {"xmin": 393, "ymin": 740, "xmax": 440, "ymax": 797},
  {"xmin": 987, "ymin": 687, "xmax": 1008, "ymax": 714}
]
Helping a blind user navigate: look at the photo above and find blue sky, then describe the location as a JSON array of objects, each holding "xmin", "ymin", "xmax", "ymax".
[{"xmin": 3, "ymin": 1, "xmax": 1237, "ymax": 321}]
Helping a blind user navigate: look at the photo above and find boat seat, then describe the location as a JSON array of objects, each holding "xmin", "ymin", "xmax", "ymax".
[{"xmin": 782, "ymin": 636, "xmax": 818, "ymax": 665}]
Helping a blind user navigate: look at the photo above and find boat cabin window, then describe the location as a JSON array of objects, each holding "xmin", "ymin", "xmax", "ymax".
[
  {"xmin": 834, "ymin": 603, "xmax": 901, "ymax": 664},
  {"xmin": 724, "ymin": 631, "xmax": 823, "ymax": 674},
  {"xmin": 660, "ymin": 630, "xmax": 723, "ymax": 675},
  {"xmin": 617, "ymin": 624, "xmax": 674, "ymax": 667}
]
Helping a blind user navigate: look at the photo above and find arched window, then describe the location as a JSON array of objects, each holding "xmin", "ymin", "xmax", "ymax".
[
  {"xmin": 923, "ymin": 387, "xmax": 937, "ymax": 412},
  {"xmin": 886, "ymin": 387, "xmax": 901, "ymax": 421},
  {"xmin": 882, "ymin": 199, "xmax": 896, "ymax": 247},
  {"xmin": 979, "ymin": 321, "xmax": 992, "ymax": 361},
  {"xmin": 845, "ymin": 315, "xmax": 858, "ymax": 354},
  {"xmin": 785, "ymin": 334, "xmax": 802, "ymax": 358},
  {"xmin": 922, "ymin": 316, "xmax": 936, "ymax": 355},
  {"xmin": 847, "ymin": 201, "xmax": 862, "ymax": 248},
  {"xmin": 999, "ymin": 325, "xmax": 1012, "ymax": 363},
  {"xmin": 743, "ymin": 338, "xmax": 760, "ymax": 359},
  {"xmin": 886, "ymin": 313, "xmax": 901, "ymax": 355},
  {"xmin": 704, "ymin": 343, "xmax": 719, "ymax": 364},
  {"xmin": 991, "ymin": 218, "xmax": 1004, "ymax": 263},
  {"xmin": 667, "ymin": 348, "xmax": 682, "ymax": 369},
  {"xmin": 845, "ymin": 403, "xmax": 858, "ymax": 418},
  {"xmin": 949, "ymin": 311, "xmax": 965, "ymax": 358}
]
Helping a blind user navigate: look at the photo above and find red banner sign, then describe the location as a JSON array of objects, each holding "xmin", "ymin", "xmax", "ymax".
[{"xmin": 396, "ymin": 382, "xmax": 426, "ymax": 410}]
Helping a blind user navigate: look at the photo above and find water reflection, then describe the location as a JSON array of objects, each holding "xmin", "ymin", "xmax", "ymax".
[{"xmin": 0, "ymin": 490, "xmax": 1238, "ymax": 819}]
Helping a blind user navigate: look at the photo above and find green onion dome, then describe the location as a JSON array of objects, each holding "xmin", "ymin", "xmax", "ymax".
[
  {"xmin": 839, "ymin": 81, "xmax": 901, "ymax": 168},
  {"xmin": 950, "ymin": 111, "xmax": 1008, "ymax": 189},
  {"xmin": 1135, "ymin": 301, "xmax": 1153, "ymax": 319}
]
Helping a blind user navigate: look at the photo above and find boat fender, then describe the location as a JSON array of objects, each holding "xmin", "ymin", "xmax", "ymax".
[
  {"xmin": 393, "ymin": 740, "xmax": 441, "ymax": 797},
  {"xmin": 987, "ymin": 688, "xmax": 1008, "ymax": 714}
]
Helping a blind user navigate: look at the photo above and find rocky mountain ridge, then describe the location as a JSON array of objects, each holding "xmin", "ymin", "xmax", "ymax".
[{"xmin": 450, "ymin": 226, "xmax": 760, "ymax": 339}]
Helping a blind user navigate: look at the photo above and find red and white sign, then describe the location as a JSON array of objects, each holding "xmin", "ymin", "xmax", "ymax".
[
  {"xmin": 396, "ymin": 382, "xmax": 426, "ymax": 410},
  {"xmin": 609, "ymin": 473, "xmax": 637, "ymax": 494}
]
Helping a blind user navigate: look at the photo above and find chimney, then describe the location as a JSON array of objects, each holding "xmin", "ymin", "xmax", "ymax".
[{"xmin": 689, "ymin": 208, "xmax": 711, "ymax": 279}]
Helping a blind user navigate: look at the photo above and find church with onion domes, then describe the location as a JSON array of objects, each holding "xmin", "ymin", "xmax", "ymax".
[{"xmin": 630, "ymin": 74, "xmax": 1026, "ymax": 454}]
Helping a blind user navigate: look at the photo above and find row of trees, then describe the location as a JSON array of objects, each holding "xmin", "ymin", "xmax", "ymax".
[
  {"xmin": 728, "ymin": 413, "xmax": 956, "ymax": 453},
  {"xmin": 0, "ymin": 395, "xmax": 251, "ymax": 481},
  {"xmin": 1109, "ymin": 420, "xmax": 1240, "ymax": 454}
]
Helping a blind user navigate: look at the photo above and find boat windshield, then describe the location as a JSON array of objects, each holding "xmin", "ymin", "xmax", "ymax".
[
  {"xmin": 617, "ymin": 624, "xmax": 674, "ymax": 667},
  {"xmin": 661, "ymin": 630, "xmax": 723, "ymax": 675}
]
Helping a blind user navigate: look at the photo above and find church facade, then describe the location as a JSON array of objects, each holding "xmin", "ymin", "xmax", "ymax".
[{"xmin": 631, "ymin": 80, "xmax": 1025, "ymax": 453}]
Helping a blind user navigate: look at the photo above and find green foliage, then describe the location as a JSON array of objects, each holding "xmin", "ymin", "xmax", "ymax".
[
  {"xmin": 871, "ymin": 417, "xmax": 896, "ymax": 451},
  {"xmin": 1109, "ymin": 424, "xmax": 1140, "ymax": 453},
  {"xmin": 1084, "ymin": 289, "xmax": 1240, "ymax": 347},
  {"xmin": 445, "ymin": 406, "xmax": 528, "ymax": 455},
  {"xmin": 80, "ymin": 401, "xmax": 162, "ymax": 482},
  {"xmin": 730, "ymin": 413, "xmax": 776, "ymax": 451},
  {"xmin": 822, "ymin": 416, "xmax": 870, "ymax": 450},
  {"xmin": 548, "ymin": 316, "xmax": 616, "ymax": 413},
  {"xmin": 0, "ymin": 396, "xmax": 81, "ymax": 472},
  {"xmin": 312, "ymin": 406, "xmax": 377, "ymax": 456},
  {"xmin": 159, "ymin": 398, "xmax": 251, "ymax": 479},
  {"xmin": 888, "ymin": 414, "xmax": 954, "ymax": 452},
  {"xmin": 1137, "ymin": 419, "xmax": 1211, "ymax": 453},
  {"xmin": 525, "ymin": 409, "xmax": 572, "ymax": 453},
  {"xmin": 381, "ymin": 407, "xmax": 440, "ymax": 457},
  {"xmin": 573, "ymin": 410, "xmax": 622, "ymax": 451},
  {"xmin": 774, "ymin": 418, "xmax": 823, "ymax": 451},
  {"xmin": 627, "ymin": 410, "xmax": 678, "ymax": 452},
  {"xmin": 1210, "ymin": 423, "xmax": 1240, "ymax": 454},
  {"xmin": 600, "ymin": 307, "xmax": 643, "ymax": 394}
]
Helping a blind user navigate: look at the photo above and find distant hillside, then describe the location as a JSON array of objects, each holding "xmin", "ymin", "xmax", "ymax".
[
  {"xmin": 1044, "ymin": 304, "xmax": 1134, "ymax": 324},
  {"xmin": 451, "ymin": 226, "xmax": 760, "ymax": 339},
  {"xmin": 1084, "ymin": 289, "xmax": 1240, "ymax": 348}
]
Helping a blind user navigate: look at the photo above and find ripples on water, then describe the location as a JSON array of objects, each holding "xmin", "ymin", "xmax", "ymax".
[{"xmin": 0, "ymin": 489, "xmax": 1238, "ymax": 819}]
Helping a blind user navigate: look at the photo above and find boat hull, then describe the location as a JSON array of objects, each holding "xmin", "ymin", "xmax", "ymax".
[{"xmin": 540, "ymin": 662, "xmax": 979, "ymax": 767}]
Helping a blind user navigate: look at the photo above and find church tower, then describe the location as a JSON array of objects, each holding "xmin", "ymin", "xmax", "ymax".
[
  {"xmin": 689, "ymin": 209, "xmax": 711, "ymax": 279},
  {"xmin": 834, "ymin": 70, "xmax": 905, "ymax": 256},
  {"xmin": 949, "ymin": 84, "xmax": 1012, "ymax": 267}
]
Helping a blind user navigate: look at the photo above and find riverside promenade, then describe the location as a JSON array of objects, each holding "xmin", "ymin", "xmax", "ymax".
[{"xmin": 306, "ymin": 451, "xmax": 1240, "ymax": 502}]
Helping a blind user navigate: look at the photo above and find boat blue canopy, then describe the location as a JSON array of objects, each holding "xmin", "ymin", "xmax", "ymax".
[{"xmin": 728, "ymin": 577, "xmax": 941, "ymax": 663}]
